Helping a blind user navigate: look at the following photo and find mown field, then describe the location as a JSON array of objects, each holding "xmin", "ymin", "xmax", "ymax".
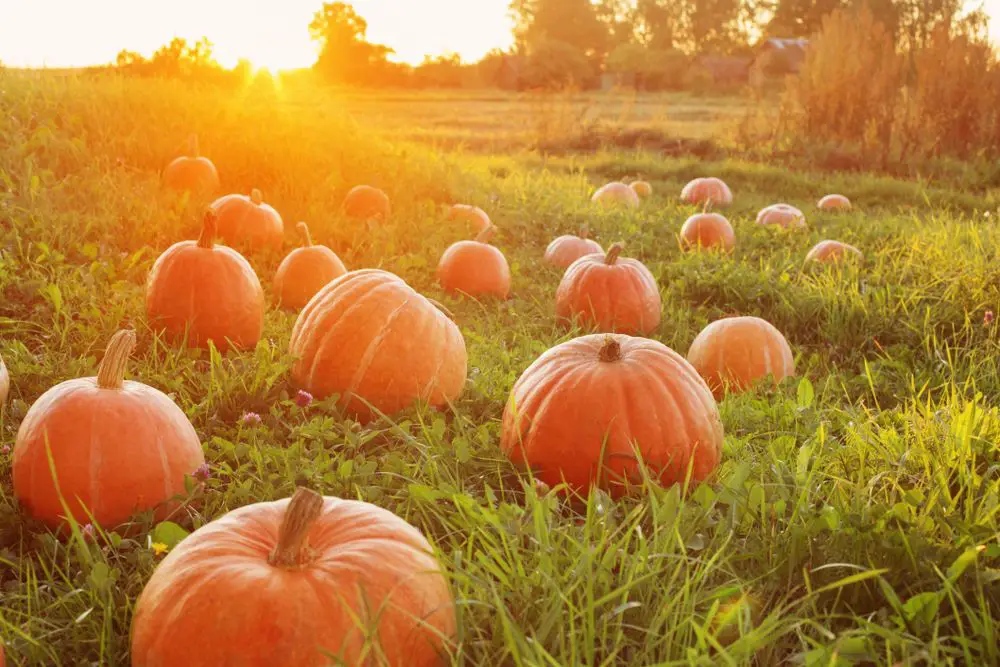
[{"xmin": 0, "ymin": 72, "xmax": 999, "ymax": 666}]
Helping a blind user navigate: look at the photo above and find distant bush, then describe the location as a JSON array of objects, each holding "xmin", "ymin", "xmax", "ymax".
[
  {"xmin": 606, "ymin": 44, "xmax": 690, "ymax": 91},
  {"xmin": 523, "ymin": 40, "xmax": 596, "ymax": 90},
  {"xmin": 114, "ymin": 38, "xmax": 246, "ymax": 85}
]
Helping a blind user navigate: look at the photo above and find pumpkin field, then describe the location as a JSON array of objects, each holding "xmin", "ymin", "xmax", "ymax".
[{"xmin": 0, "ymin": 72, "xmax": 999, "ymax": 666}]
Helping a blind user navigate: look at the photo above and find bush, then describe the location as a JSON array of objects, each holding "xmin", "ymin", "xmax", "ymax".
[{"xmin": 523, "ymin": 40, "xmax": 596, "ymax": 90}]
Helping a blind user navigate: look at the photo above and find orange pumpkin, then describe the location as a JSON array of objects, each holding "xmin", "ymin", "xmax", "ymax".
[
  {"xmin": 12, "ymin": 330, "xmax": 204, "ymax": 529},
  {"xmin": 448, "ymin": 204, "xmax": 492, "ymax": 235},
  {"xmin": 592, "ymin": 182, "xmax": 640, "ymax": 208},
  {"xmin": 805, "ymin": 240, "xmax": 863, "ymax": 264},
  {"xmin": 131, "ymin": 487, "xmax": 455, "ymax": 667},
  {"xmin": 681, "ymin": 177, "xmax": 732, "ymax": 208},
  {"xmin": 680, "ymin": 212, "xmax": 735, "ymax": 253},
  {"xmin": 146, "ymin": 209, "xmax": 265, "ymax": 351},
  {"xmin": 210, "ymin": 188, "xmax": 284, "ymax": 250},
  {"xmin": 437, "ymin": 226, "xmax": 511, "ymax": 299},
  {"xmin": 290, "ymin": 270, "xmax": 467, "ymax": 422},
  {"xmin": 544, "ymin": 226, "xmax": 604, "ymax": 269},
  {"xmin": 162, "ymin": 135, "xmax": 219, "ymax": 195},
  {"xmin": 0, "ymin": 353, "xmax": 9, "ymax": 404},
  {"xmin": 273, "ymin": 222, "xmax": 348, "ymax": 310},
  {"xmin": 502, "ymin": 334, "xmax": 723, "ymax": 496},
  {"xmin": 756, "ymin": 203, "xmax": 806, "ymax": 229},
  {"xmin": 687, "ymin": 316, "xmax": 795, "ymax": 399},
  {"xmin": 818, "ymin": 194, "xmax": 852, "ymax": 211},
  {"xmin": 556, "ymin": 244, "xmax": 661, "ymax": 335},
  {"xmin": 630, "ymin": 181, "xmax": 652, "ymax": 198},
  {"xmin": 343, "ymin": 185, "xmax": 391, "ymax": 222}
]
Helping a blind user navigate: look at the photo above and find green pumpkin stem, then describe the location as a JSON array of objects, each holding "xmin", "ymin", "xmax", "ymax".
[
  {"xmin": 97, "ymin": 330, "xmax": 137, "ymax": 389},
  {"xmin": 427, "ymin": 297, "xmax": 455, "ymax": 321},
  {"xmin": 197, "ymin": 209, "xmax": 218, "ymax": 249},
  {"xmin": 599, "ymin": 336, "xmax": 622, "ymax": 363},
  {"xmin": 250, "ymin": 188, "xmax": 263, "ymax": 206},
  {"xmin": 269, "ymin": 487, "xmax": 324, "ymax": 568},
  {"xmin": 702, "ymin": 199, "xmax": 713, "ymax": 214},
  {"xmin": 188, "ymin": 134, "xmax": 200, "ymax": 157},
  {"xmin": 297, "ymin": 222, "xmax": 313, "ymax": 247},
  {"xmin": 580, "ymin": 224, "xmax": 590, "ymax": 240},
  {"xmin": 605, "ymin": 243, "xmax": 624, "ymax": 265},
  {"xmin": 475, "ymin": 224, "xmax": 495, "ymax": 244}
]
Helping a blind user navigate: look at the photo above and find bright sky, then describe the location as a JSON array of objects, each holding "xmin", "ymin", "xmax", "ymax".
[{"xmin": 0, "ymin": 0, "xmax": 997, "ymax": 71}]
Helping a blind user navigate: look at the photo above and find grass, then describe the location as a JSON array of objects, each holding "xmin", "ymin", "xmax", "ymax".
[{"xmin": 0, "ymin": 71, "xmax": 998, "ymax": 665}]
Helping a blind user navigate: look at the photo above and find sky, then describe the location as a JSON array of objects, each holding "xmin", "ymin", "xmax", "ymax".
[{"xmin": 0, "ymin": 0, "xmax": 998, "ymax": 71}]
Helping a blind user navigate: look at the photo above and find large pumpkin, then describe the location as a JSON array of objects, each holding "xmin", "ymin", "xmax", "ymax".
[
  {"xmin": 274, "ymin": 222, "xmax": 348, "ymax": 310},
  {"xmin": 437, "ymin": 227, "xmax": 511, "ymax": 299},
  {"xmin": 544, "ymin": 226, "xmax": 604, "ymax": 270},
  {"xmin": 502, "ymin": 334, "xmax": 723, "ymax": 496},
  {"xmin": 556, "ymin": 244, "xmax": 661, "ymax": 335},
  {"xmin": 290, "ymin": 270, "xmax": 467, "ymax": 422},
  {"xmin": 146, "ymin": 209, "xmax": 265, "ymax": 351},
  {"xmin": 131, "ymin": 487, "xmax": 455, "ymax": 667},
  {"xmin": 0, "ymin": 353, "xmax": 9, "ymax": 404},
  {"xmin": 680, "ymin": 212, "xmax": 735, "ymax": 253},
  {"xmin": 343, "ymin": 185, "xmax": 391, "ymax": 222},
  {"xmin": 817, "ymin": 194, "xmax": 851, "ymax": 211},
  {"xmin": 592, "ymin": 182, "xmax": 640, "ymax": 208},
  {"xmin": 756, "ymin": 204, "xmax": 806, "ymax": 229},
  {"xmin": 210, "ymin": 188, "xmax": 284, "ymax": 250},
  {"xmin": 630, "ymin": 181, "xmax": 653, "ymax": 198},
  {"xmin": 162, "ymin": 135, "xmax": 219, "ymax": 195},
  {"xmin": 12, "ymin": 330, "xmax": 204, "ymax": 529},
  {"xmin": 687, "ymin": 316, "xmax": 795, "ymax": 399},
  {"xmin": 448, "ymin": 204, "xmax": 492, "ymax": 236},
  {"xmin": 805, "ymin": 240, "xmax": 863, "ymax": 264},
  {"xmin": 681, "ymin": 178, "xmax": 732, "ymax": 208}
]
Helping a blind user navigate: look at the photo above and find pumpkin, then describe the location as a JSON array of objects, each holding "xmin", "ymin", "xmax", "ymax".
[
  {"xmin": 0, "ymin": 353, "xmax": 9, "ymax": 404},
  {"xmin": 502, "ymin": 334, "xmax": 723, "ymax": 496},
  {"xmin": 343, "ymin": 185, "xmax": 391, "ymax": 222},
  {"xmin": 756, "ymin": 203, "xmax": 806, "ymax": 229},
  {"xmin": 805, "ymin": 240, "xmax": 863, "ymax": 264},
  {"xmin": 818, "ymin": 194, "xmax": 851, "ymax": 211},
  {"xmin": 146, "ymin": 209, "xmax": 265, "ymax": 351},
  {"xmin": 274, "ymin": 222, "xmax": 348, "ymax": 310},
  {"xmin": 687, "ymin": 316, "xmax": 795, "ymax": 399},
  {"xmin": 162, "ymin": 135, "xmax": 219, "ymax": 195},
  {"xmin": 12, "ymin": 330, "xmax": 204, "ymax": 529},
  {"xmin": 680, "ymin": 212, "xmax": 735, "ymax": 253},
  {"xmin": 447, "ymin": 204, "xmax": 492, "ymax": 236},
  {"xmin": 437, "ymin": 226, "xmax": 511, "ymax": 299},
  {"xmin": 290, "ymin": 269, "xmax": 467, "ymax": 422},
  {"xmin": 544, "ymin": 225, "xmax": 604, "ymax": 269},
  {"xmin": 210, "ymin": 188, "xmax": 284, "ymax": 250},
  {"xmin": 681, "ymin": 177, "xmax": 732, "ymax": 208},
  {"xmin": 630, "ymin": 181, "xmax": 652, "ymax": 198},
  {"xmin": 131, "ymin": 487, "xmax": 455, "ymax": 667},
  {"xmin": 592, "ymin": 182, "xmax": 640, "ymax": 208},
  {"xmin": 556, "ymin": 244, "xmax": 661, "ymax": 335}
]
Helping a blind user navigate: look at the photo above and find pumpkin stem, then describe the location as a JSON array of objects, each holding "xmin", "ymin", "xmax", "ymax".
[
  {"xmin": 251, "ymin": 188, "xmax": 263, "ymax": 206},
  {"xmin": 580, "ymin": 224, "xmax": 590, "ymax": 240},
  {"xmin": 269, "ymin": 487, "xmax": 324, "ymax": 568},
  {"xmin": 605, "ymin": 243, "xmax": 624, "ymax": 265},
  {"xmin": 197, "ymin": 208, "xmax": 218, "ymax": 249},
  {"xmin": 598, "ymin": 336, "xmax": 622, "ymax": 363},
  {"xmin": 97, "ymin": 330, "xmax": 137, "ymax": 389},
  {"xmin": 475, "ymin": 224, "xmax": 495, "ymax": 243},
  {"xmin": 702, "ymin": 199, "xmax": 713, "ymax": 214},
  {"xmin": 297, "ymin": 222, "xmax": 313, "ymax": 247},
  {"xmin": 188, "ymin": 134, "xmax": 200, "ymax": 157},
  {"xmin": 427, "ymin": 297, "xmax": 455, "ymax": 320}
]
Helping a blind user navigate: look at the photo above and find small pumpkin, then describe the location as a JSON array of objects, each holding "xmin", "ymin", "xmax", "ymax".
[
  {"xmin": 162, "ymin": 134, "xmax": 219, "ymax": 195},
  {"xmin": 0, "ymin": 353, "xmax": 9, "ymax": 404},
  {"xmin": 818, "ymin": 194, "xmax": 851, "ymax": 211},
  {"xmin": 448, "ymin": 204, "xmax": 492, "ymax": 236},
  {"xmin": 146, "ymin": 209, "xmax": 265, "ymax": 351},
  {"xmin": 273, "ymin": 222, "xmax": 348, "ymax": 310},
  {"xmin": 437, "ymin": 226, "xmax": 511, "ymax": 299},
  {"xmin": 343, "ymin": 185, "xmax": 391, "ymax": 222},
  {"xmin": 592, "ymin": 182, "xmax": 640, "ymax": 208},
  {"xmin": 805, "ymin": 240, "xmax": 863, "ymax": 264},
  {"xmin": 12, "ymin": 330, "xmax": 204, "ymax": 529},
  {"xmin": 556, "ymin": 244, "xmax": 661, "ymax": 335},
  {"xmin": 210, "ymin": 188, "xmax": 284, "ymax": 250},
  {"xmin": 680, "ymin": 211, "xmax": 735, "ymax": 253},
  {"xmin": 544, "ymin": 225, "xmax": 604, "ymax": 269},
  {"xmin": 687, "ymin": 316, "xmax": 795, "ymax": 399},
  {"xmin": 131, "ymin": 487, "xmax": 456, "ymax": 667},
  {"xmin": 290, "ymin": 269, "xmax": 467, "ymax": 422},
  {"xmin": 681, "ymin": 177, "xmax": 732, "ymax": 208},
  {"xmin": 502, "ymin": 334, "xmax": 723, "ymax": 496},
  {"xmin": 756, "ymin": 203, "xmax": 806, "ymax": 229},
  {"xmin": 630, "ymin": 181, "xmax": 652, "ymax": 198}
]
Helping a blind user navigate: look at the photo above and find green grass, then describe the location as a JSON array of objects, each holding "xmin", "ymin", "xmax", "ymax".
[{"xmin": 0, "ymin": 72, "xmax": 998, "ymax": 666}]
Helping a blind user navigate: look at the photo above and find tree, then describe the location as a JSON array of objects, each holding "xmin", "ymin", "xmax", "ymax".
[
  {"xmin": 309, "ymin": 2, "xmax": 394, "ymax": 85},
  {"xmin": 510, "ymin": 0, "xmax": 609, "ymax": 58}
]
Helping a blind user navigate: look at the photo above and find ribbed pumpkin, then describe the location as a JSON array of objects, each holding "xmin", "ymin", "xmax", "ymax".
[
  {"xmin": 273, "ymin": 223, "xmax": 348, "ymax": 310},
  {"xmin": 687, "ymin": 316, "xmax": 795, "ymax": 399},
  {"xmin": 162, "ymin": 135, "xmax": 219, "ymax": 195},
  {"xmin": 290, "ymin": 270, "xmax": 467, "ymax": 422},
  {"xmin": 680, "ymin": 212, "xmax": 736, "ymax": 253},
  {"xmin": 131, "ymin": 487, "xmax": 455, "ymax": 667},
  {"xmin": 592, "ymin": 182, "xmax": 640, "ymax": 208},
  {"xmin": 818, "ymin": 194, "xmax": 852, "ymax": 211},
  {"xmin": 210, "ymin": 188, "xmax": 284, "ymax": 250},
  {"xmin": 630, "ymin": 181, "xmax": 652, "ymax": 198},
  {"xmin": 556, "ymin": 244, "xmax": 661, "ymax": 335},
  {"xmin": 146, "ymin": 210, "xmax": 265, "ymax": 351},
  {"xmin": 437, "ymin": 226, "xmax": 511, "ymax": 299},
  {"xmin": 805, "ymin": 240, "xmax": 863, "ymax": 264},
  {"xmin": 756, "ymin": 203, "xmax": 806, "ymax": 229},
  {"xmin": 544, "ymin": 226, "xmax": 604, "ymax": 270},
  {"xmin": 12, "ymin": 331, "xmax": 204, "ymax": 529},
  {"xmin": 343, "ymin": 185, "xmax": 391, "ymax": 222},
  {"xmin": 0, "ymin": 353, "xmax": 9, "ymax": 404},
  {"xmin": 502, "ymin": 334, "xmax": 723, "ymax": 496},
  {"xmin": 447, "ymin": 204, "xmax": 492, "ymax": 236},
  {"xmin": 681, "ymin": 177, "xmax": 732, "ymax": 208}
]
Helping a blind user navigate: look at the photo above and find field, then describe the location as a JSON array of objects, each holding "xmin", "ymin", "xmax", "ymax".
[{"xmin": 0, "ymin": 71, "xmax": 999, "ymax": 666}]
